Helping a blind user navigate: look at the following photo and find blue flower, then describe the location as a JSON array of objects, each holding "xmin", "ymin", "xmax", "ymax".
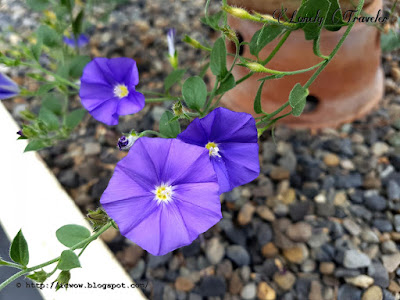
[
  {"xmin": 0, "ymin": 73, "xmax": 20, "ymax": 100},
  {"xmin": 63, "ymin": 34, "xmax": 89, "ymax": 48},
  {"xmin": 167, "ymin": 28, "xmax": 178, "ymax": 69}
]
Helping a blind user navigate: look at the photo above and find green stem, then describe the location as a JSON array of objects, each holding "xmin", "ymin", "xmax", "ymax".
[
  {"xmin": 0, "ymin": 261, "xmax": 24, "ymax": 269},
  {"xmin": 260, "ymin": 31, "xmax": 291, "ymax": 65},
  {"xmin": 258, "ymin": 60, "xmax": 326, "ymax": 78},
  {"xmin": 145, "ymin": 97, "xmax": 177, "ymax": 103},
  {"xmin": 0, "ymin": 222, "xmax": 112, "ymax": 292},
  {"xmin": 139, "ymin": 130, "xmax": 167, "ymax": 138}
]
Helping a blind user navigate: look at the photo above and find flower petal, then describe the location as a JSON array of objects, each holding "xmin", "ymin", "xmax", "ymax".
[
  {"xmin": 88, "ymin": 98, "xmax": 119, "ymax": 125},
  {"xmin": 107, "ymin": 57, "xmax": 139, "ymax": 86},
  {"xmin": 116, "ymin": 91, "xmax": 145, "ymax": 115}
]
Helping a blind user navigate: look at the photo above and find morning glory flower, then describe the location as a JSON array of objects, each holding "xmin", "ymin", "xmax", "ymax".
[
  {"xmin": 0, "ymin": 73, "xmax": 20, "ymax": 100},
  {"xmin": 63, "ymin": 34, "xmax": 89, "ymax": 48},
  {"xmin": 177, "ymin": 107, "xmax": 260, "ymax": 193},
  {"xmin": 79, "ymin": 57, "xmax": 145, "ymax": 126},
  {"xmin": 100, "ymin": 138, "xmax": 222, "ymax": 256},
  {"xmin": 167, "ymin": 28, "xmax": 178, "ymax": 69}
]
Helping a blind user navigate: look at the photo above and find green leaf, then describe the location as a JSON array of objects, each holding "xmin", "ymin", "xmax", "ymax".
[
  {"xmin": 159, "ymin": 111, "xmax": 181, "ymax": 138},
  {"xmin": 37, "ymin": 25, "xmax": 61, "ymax": 48},
  {"xmin": 289, "ymin": 83, "xmax": 309, "ymax": 117},
  {"xmin": 201, "ymin": 11, "xmax": 223, "ymax": 30},
  {"xmin": 60, "ymin": 0, "xmax": 74, "ymax": 10},
  {"xmin": 210, "ymin": 38, "xmax": 227, "ymax": 78},
  {"xmin": 216, "ymin": 73, "xmax": 236, "ymax": 95},
  {"xmin": 27, "ymin": 0, "xmax": 49, "ymax": 11},
  {"xmin": 39, "ymin": 107, "xmax": 59, "ymax": 131},
  {"xmin": 325, "ymin": 0, "xmax": 345, "ymax": 31},
  {"xmin": 30, "ymin": 42, "xmax": 42, "ymax": 61},
  {"xmin": 250, "ymin": 25, "xmax": 284, "ymax": 57},
  {"xmin": 72, "ymin": 9, "xmax": 85, "ymax": 36},
  {"xmin": 254, "ymin": 81, "xmax": 266, "ymax": 114},
  {"xmin": 36, "ymin": 83, "xmax": 57, "ymax": 96},
  {"xmin": 57, "ymin": 250, "xmax": 81, "ymax": 271},
  {"xmin": 56, "ymin": 225, "xmax": 91, "ymax": 248},
  {"xmin": 42, "ymin": 94, "xmax": 63, "ymax": 115},
  {"xmin": 182, "ymin": 76, "xmax": 208, "ymax": 110},
  {"xmin": 68, "ymin": 55, "xmax": 91, "ymax": 78},
  {"xmin": 0, "ymin": 258, "xmax": 10, "ymax": 266},
  {"xmin": 24, "ymin": 140, "xmax": 48, "ymax": 152},
  {"xmin": 27, "ymin": 270, "xmax": 49, "ymax": 283},
  {"xmin": 381, "ymin": 25, "xmax": 400, "ymax": 52},
  {"xmin": 65, "ymin": 109, "xmax": 86, "ymax": 129},
  {"xmin": 164, "ymin": 69, "xmax": 186, "ymax": 92},
  {"xmin": 9, "ymin": 230, "xmax": 29, "ymax": 267},
  {"xmin": 296, "ymin": 0, "xmax": 330, "ymax": 40}
]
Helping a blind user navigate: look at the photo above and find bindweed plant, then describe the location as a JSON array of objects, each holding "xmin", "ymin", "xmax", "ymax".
[{"xmin": 0, "ymin": 0, "xmax": 398, "ymax": 292}]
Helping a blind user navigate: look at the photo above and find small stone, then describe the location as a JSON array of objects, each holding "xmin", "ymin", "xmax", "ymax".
[
  {"xmin": 365, "ymin": 194, "xmax": 387, "ymax": 211},
  {"xmin": 175, "ymin": 277, "xmax": 195, "ymax": 292},
  {"xmin": 301, "ymin": 259, "xmax": 316, "ymax": 272},
  {"xmin": 262, "ymin": 243, "xmax": 278, "ymax": 258},
  {"xmin": 345, "ymin": 275, "xmax": 374, "ymax": 288},
  {"xmin": 382, "ymin": 253, "xmax": 400, "ymax": 273},
  {"xmin": 206, "ymin": 238, "xmax": 225, "ymax": 265},
  {"xmin": 270, "ymin": 167, "xmax": 290, "ymax": 180},
  {"xmin": 394, "ymin": 215, "xmax": 400, "ymax": 232},
  {"xmin": 84, "ymin": 142, "xmax": 101, "ymax": 156},
  {"xmin": 388, "ymin": 280, "xmax": 400, "ymax": 294},
  {"xmin": 389, "ymin": 133, "xmax": 400, "ymax": 147},
  {"xmin": 334, "ymin": 192, "xmax": 348, "ymax": 206},
  {"xmin": 199, "ymin": 276, "xmax": 226, "ymax": 297},
  {"xmin": 343, "ymin": 219, "xmax": 362, "ymax": 236},
  {"xmin": 273, "ymin": 271, "xmax": 296, "ymax": 291},
  {"xmin": 387, "ymin": 181, "xmax": 400, "ymax": 201},
  {"xmin": 309, "ymin": 281, "xmax": 323, "ymax": 300},
  {"xmin": 338, "ymin": 284, "xmax": 362, "ymax": 300},
  {"xmin": 362, "ymin": 286, "xmax": 383, "ymax": 300},
  {"xmin": 320, "ymin": 262, "xmax": 335, "ymax": 275},
  {"xmin": 283, "ymin": 244, "xmax": 308, "ymax": 264},
  {"xmin": 281, "ymin": 188, "xmax": 296, "ymax": 205},
  {"xmin": 324, "ymin": 153, "xmax": 340, "ymax": 167},
  {"xmin": 129, "ymin": 259, "xmax": 145, "ymax": 280},
  {"xmin": 256, "ymin": 206, "xmax": 275, "ymax": 222},
  {"xmin": 341, "ymin": 159, "xmax": 355, "ymax": 170},
  {"xmin": 368, "ymin": 262, "xmax": 389, "ymax": 288},
  {"xmin": 343, "ymin": 250, "xmax": 371, "ymax": 269},
  {"xmin": 372, "ymin": 142, "xmax": 389, "ymax": 157},
  {"xmin": 381, "ymin": 240, "xmax": 397, "ymax": 254},
  {"xmin": 226, "ymin": 245, "xmax": 250, "ymax": 266},
  {"xmin": 229, "ymin": 272, "xmax": 243, "ymax": 295},
  {"xmin": 286, "ymin": 222, "xmax": 312, "ymax": 242},
  {"xmin": 241, "ymin": 283, "xmax": 256, "ymax": 300},
  {"xmin": 361, "ymin": 230, "xmax": 380, "ymax": 243},
  {"xmin": 373, "ymin": 219, "xmax": 393, "ymax": 232},
  {"xmin": 238, "ymin": 203, "xmax": 256, "ymax": 226},
  {"xmin": 257, "ymin": 282, "xmax": 276, "ymax": 300}
]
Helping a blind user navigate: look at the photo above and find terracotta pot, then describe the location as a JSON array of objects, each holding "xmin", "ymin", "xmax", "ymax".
[{"xmin": 220, "ymin": 0, "xmax": 384, "ymax": 129}]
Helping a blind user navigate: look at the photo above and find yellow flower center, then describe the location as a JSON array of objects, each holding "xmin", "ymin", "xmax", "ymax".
[
  {"xmin": 205, "ymin": 142, "xmax": 221, "ymax": 157},
  {"xmin": 154, "ymin": 184, "xmax": 173, "ymax": 204},
  {"xmin": 113, "ymin": 84, "xmax": 129, "ymax": 99}
]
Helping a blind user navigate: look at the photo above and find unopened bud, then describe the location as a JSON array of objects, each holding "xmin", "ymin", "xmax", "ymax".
[
  {"xmin": 172, "ymin": 101, "xmax": 184, "ymax": 117},
  {"xmin": 222, "ymin": 5, "xmax": 253, "ymax": 20}
]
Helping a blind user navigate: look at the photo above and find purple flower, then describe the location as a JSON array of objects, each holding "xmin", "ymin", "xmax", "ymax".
[
  {"xmin": 63, "ymin": 34, "xmax": 89, "ymax": 48},
  {"xmin": 100, "ymin": 138, "xmax": 222, "ymax": 256},
  {"xmin": 167, "ymin": 28, "xmax": 176, "ymax": 57},
  {"xmin": 177, "ymin": 107, "xmax": 260, "ymax": 193},
  {"xmin": 79, "ymin": 57, "xmax": 145, "ymax": 126},
  {"xmin": 0, "ymin": 73, "xmax": 20, "ymax": 100}
]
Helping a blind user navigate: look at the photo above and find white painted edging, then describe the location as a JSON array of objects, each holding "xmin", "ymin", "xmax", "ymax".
[{"xmin": 0, "ymin": 102, "xmax": 147, "ymax": 300}]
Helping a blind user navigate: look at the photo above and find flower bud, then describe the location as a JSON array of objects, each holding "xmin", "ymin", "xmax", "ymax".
[
  {"xmin": 54, "ymin": 271, "xmax": 71, "ymax": 291},
  {"xmin": 172, "ymin": 101, "xmax": 184, "ymax": 117},
  {"xmin": 222, "ymin": 5, "xmax": 253, "ymax": 20},
  {"xmin": 221, "ymin": 27, "xmax": 238, "ymax": 43},
  {"xmin": 117, "ymin": 131, "xmax": 138, "ymax": 151},
  {"xmin": 182, "ymin": 35, "xmax": 203, "ymax": 50},
  {"xmin": 87, "ymin": 207, "xmax": 109, "ymax": 231},
  {"xmin": 245, "ymin": 62, "xmax": 269, "ymax": 73}
]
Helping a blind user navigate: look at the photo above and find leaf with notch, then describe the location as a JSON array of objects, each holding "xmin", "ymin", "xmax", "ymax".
[
  {"xmin": 182, "ymin": 76, "xmax": 207, "ymax": 110},
  {"xmin": 56, "ymin": 225, "xmax": 91, "ymax": 248},
  {"xmin": 65, "ymin": 109, "xmax": 86, "ymax": 129},
  {"xmin": 72, "ymin": 9, "xmax": 85, "ymax": 36},
  {"xmin": 216, "ymin": 73, "xmax": 236, "ymax": 95},
  {"xmin": 57, "ymin": 250, "xmax": 81, "ymax": 271},
  {"xmin": 39, "ymin": 107, "xmax": 59, "ymax": 131},
  {"xmin": 24, "ymin": 140, "xmax": 48, "ymax": 152},
  {"xmin": 37, "ymin": 25, "xmax": 61, "ymax": 48},
  {"xmin": 296, "ymin": 0, "xmax": 331, "ymax": 40},
  {"xmin": 254, "ymin": 81, "xmax": 266, "ymax": 114}
]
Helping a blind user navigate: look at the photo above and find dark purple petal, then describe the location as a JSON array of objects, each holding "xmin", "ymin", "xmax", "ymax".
[
  {"xmin": 177, "ymin": 107, "xmax": 260, "ymax": 193},
  {"xmin": 88, "ymin": 98, "xmax": 119, "ymax": 125},
  {"xmin": 100, "ymin": 138, "xmax": 221, "ymax": 256}
]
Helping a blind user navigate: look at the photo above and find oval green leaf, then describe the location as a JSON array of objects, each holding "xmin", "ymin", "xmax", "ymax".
[{"xmin": 56, "ymin": 224, "xmax": 91, "ymax": 248}]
